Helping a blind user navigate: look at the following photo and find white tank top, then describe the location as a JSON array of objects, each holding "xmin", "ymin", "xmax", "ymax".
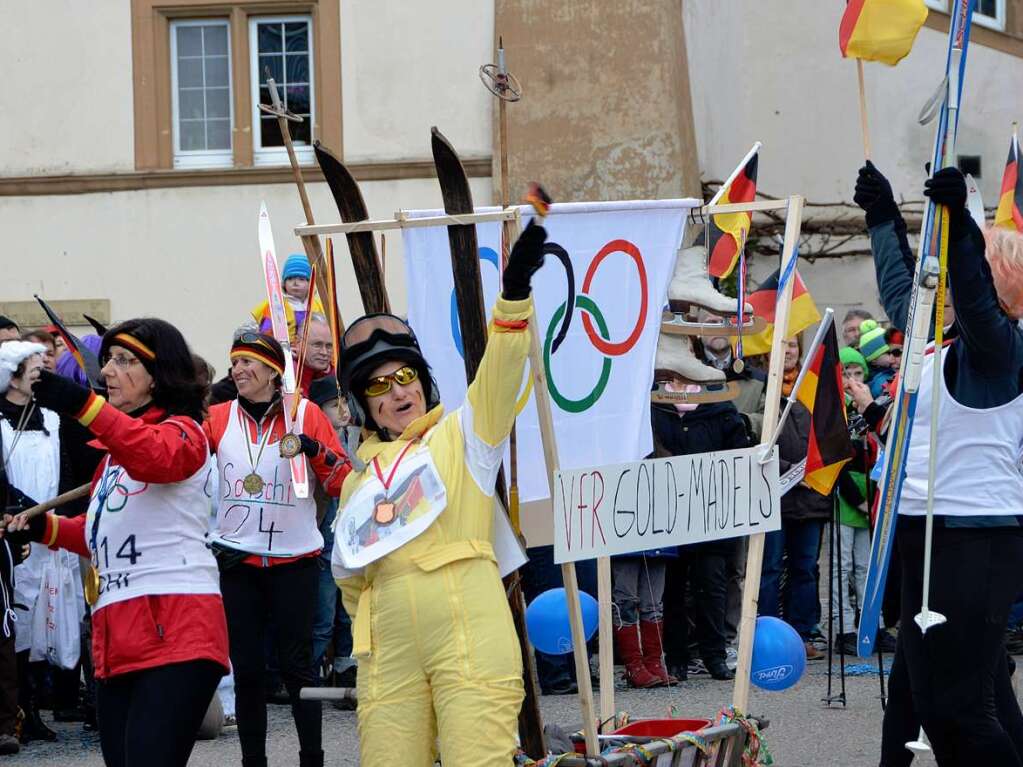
[
  {"xmin": 85, "ymin": 419, "xmax": 220, "ymax": 611},
  {"xmin": 900, "ymin": 346, "xmax": 1023, "ymax": 517},
  {"xmin": 210, "ymin": 399, "xmax": 322, "ymax": 557}
]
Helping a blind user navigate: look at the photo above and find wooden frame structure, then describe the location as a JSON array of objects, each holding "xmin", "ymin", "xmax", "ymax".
[{"xmin": 295, "ymin": 192, "xmax": 804, "ymax": 756}]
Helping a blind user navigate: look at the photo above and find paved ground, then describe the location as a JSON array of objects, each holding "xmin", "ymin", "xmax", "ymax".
[{"xmin": 12, "ymin": 660, "xmax": 936, "ymax": 767}]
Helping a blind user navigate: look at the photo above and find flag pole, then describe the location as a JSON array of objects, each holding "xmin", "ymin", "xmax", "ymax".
[
  {"xmin": 758, "ymin": 308, "xmax": 835, "ymax": 462},
  {"xmin": 708, "ymin": 141, "xmax": 763, "ymax": 206},
  {"xmin": 857, "ymin": 59, "xmax": 872, "ymax": 160}
]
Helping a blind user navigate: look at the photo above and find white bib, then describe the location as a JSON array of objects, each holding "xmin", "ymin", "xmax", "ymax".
[
  {"xmin": 3, "ymin": 407, "xmax": 63, "ymax": 651},
  {"xmin": 85, "ymin": 419, "xmax": 220, "ymax": 610},
  {"xmin": 332, "ymin": 443, "xmax": 447, "ymax": 570},
  {"xmin": 211, "ymin": 400, "xmax": 322, "ymax": 557},
  {"xmin": 900, "ymin": 347, "xmax": 1023, "ymax": 517}
]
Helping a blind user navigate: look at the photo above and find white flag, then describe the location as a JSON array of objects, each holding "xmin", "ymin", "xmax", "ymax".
[{"xmin": 403, "ymin": 199, "xmax": 698, "ymax": 502}]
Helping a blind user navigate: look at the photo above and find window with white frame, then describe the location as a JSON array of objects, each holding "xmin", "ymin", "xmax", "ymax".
[
  {"xmin": 974, "ymin": 0, "xmax": 1005, "ymax": 30},
  {"xmin": 923, "ymin": 0, "xmax": 1005, "ymax": 30},
  {"xmin": 170, "ymin": 20, "xmax": 233, "ymax": 169},
  {"xmin": 250, "ymin": 16, "xmax": 314, "ymax": 165}
]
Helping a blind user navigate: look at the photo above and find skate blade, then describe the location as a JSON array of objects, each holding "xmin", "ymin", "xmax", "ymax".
[
  {"xmin": 651, "ymin": 380, "xmax": 739, "ymax": 405},
  {"xmin": 913, "ymin": 610, "xmax": 946, "ymax": 633},
  {"xmin": 905, "ymin": 741, "xmax": 931, "ymax": 755},
  {"xmin": 660, "ymin": 312, "xmax": 767, "ymax": 338}
]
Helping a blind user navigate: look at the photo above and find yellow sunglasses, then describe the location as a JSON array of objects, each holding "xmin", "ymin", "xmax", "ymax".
[{"xmin": 363, "ymin": 365, "xmax": 419, "ymax": 397}]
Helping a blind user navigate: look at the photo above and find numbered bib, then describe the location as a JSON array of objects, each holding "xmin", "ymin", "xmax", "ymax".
[
  {"xmin": 334, "ymin": 447, "xmax": 447, "ymax": 569},
  {"xmin": 86, "ymin": 427, "xmax": 220, "ymax": 610}
]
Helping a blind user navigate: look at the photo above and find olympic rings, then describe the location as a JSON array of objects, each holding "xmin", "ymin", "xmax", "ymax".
[
  {"xmin": 99, "ymin": 468, "xmax": 148, "ymax": 512},
  {"xmin": 543, "ymin": 238, "xmax": 649, "ymax": 413},
  {"xmin": 544, "ymin": 296, "xmax": 612, "ymax": 413}
]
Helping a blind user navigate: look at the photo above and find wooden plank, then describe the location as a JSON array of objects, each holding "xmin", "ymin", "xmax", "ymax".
[
  {"xmin": 0, "ymin": 299, "xmax": 110, "ymax": 330},
  {"xmin": 731, "ymin": 195, "xmax": 804, "ymax": 712},
  {"xmin": 294, "ymin": 208, "xmax": 520, "ymax": 237},
  {"xmin": 702, "ymin": 199, "xmax": 790, "ymax": 215}
]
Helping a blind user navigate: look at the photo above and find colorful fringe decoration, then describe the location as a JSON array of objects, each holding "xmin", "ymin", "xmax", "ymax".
[{"xmin": 716, "ymin": 706, "xmax": 774, "ymax": 767}]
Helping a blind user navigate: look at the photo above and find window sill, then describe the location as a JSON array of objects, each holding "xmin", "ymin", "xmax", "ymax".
[
  {"xmin": 0, "ymin": 157, "xmax": 493, "ymax": 197},
  {"xmin": 924, "ymin": 10, "xmax": 1021, "ymax": 57}
]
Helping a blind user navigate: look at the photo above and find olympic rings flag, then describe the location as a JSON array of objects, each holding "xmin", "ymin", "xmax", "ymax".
[{"xmin": 403, "ymin": 199, "xmax": 698, "ymax": 508}]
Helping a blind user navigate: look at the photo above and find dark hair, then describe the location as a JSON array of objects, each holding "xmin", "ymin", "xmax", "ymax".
[
  {"xmin": 101, "ymin": 318, "xmax": 206, "ymax": 422},
  {"xmin": 23, "ymin": 329, "xmax": 55, "ymax": 348},
  {"xmin": 842, "ymin": 309, "xmax": 873, "ymax": 326}
]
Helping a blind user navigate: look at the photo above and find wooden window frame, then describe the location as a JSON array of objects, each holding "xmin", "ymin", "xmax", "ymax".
[{"xmin": 131, "ymin": 0, "xmax": 341, "ymax": 171}]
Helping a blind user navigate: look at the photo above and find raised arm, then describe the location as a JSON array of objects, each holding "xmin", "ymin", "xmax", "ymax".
[{"xmin": 459, "ymin": 222, "xmax": 545, "ymax": 493}]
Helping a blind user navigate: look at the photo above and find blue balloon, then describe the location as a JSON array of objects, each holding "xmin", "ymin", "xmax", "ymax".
[
  {"xmin": 750, "ymin": 616, "xmax": 806, "ymax": 691},
  {"xmin": 525, "ymin": 588, "xmax": 599, "ymax": 655}
]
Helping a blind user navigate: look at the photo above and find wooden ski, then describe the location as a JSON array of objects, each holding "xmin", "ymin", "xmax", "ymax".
[
  {"xmin": 430, "ymin": 126, "xmax": 546, "ymax": 758},
  {"xmin": 313, "ymin": 141, "xmax": 390, "ymax": 315},
  {"xmin": 258, "ymin": 201, "xmax": 310, "ymax": 499}
]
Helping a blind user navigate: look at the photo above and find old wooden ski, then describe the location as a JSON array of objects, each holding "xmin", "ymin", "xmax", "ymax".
[
  {"xmin": 313, "ymin": 141, "xmax": 390, "ymax": 315},
  {"xmin": 430, "ymin": 126, "xmax": 546, "ymax": 758}
]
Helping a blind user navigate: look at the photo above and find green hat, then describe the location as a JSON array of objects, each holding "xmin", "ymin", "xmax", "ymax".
[
  {"xmin": 857, "ymin": 319, "xmax": 890, "ymax": 363},
  {"xmin": 839, "ymin": 346, "xmax": 868, "ymax": 378}
]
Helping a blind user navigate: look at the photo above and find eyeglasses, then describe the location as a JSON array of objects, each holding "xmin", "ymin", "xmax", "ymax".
[
  {"xmin": 363, "ymin": 366, "xmax": 419, "ymax": 397},
  {"xmin": 103, "ymin": 354, "xmax": 142, "ymax": 370},
  {"xmin": 306, "ymin": 341, "xmax": 334, "ymax": 353}
]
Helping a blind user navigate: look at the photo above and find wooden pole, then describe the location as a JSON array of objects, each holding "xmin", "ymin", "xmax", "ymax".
[
  {"xmin": 261, "ymin": 75, "xmax": 331, "ymax": 308},
  {"xmin": 732, "ymin": 195, "xmax": 804, "ymax": 712},
  {"xmin": 857, "ymin": 60, "xmax": 872, "ymax": 161},
  {"xmin": 19, "ymin": 483, "xmax": 91, "ymax": 520}
]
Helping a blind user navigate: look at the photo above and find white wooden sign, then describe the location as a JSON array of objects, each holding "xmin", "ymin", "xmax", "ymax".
[{"xmin": 553, "ymin": 445, "xmax": 781, "ymax": 564}]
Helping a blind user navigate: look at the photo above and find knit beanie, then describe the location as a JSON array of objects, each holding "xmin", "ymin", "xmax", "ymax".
[
  {"xmin": 230, "ymin": 333, "xmax": 286, "ymax": 376},
  {"xmin": 858, "ymin": 319, "xmax": 890, "ymax": 363},
  {"xmin": 309, "ymin": 375, "xmax": 340, "ymax": 408},
  {"xmin": 839, "ymin": 346, "xmax": 868, "ymax": 378},
  {"xmin": 281, "ymin": 254, "xmax": 311, "ymax": 282}
]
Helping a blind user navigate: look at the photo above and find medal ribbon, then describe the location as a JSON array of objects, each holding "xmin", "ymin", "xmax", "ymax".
[{"xmin": 371, "ymin": 441, "xmax": 417, "ymax": 497}]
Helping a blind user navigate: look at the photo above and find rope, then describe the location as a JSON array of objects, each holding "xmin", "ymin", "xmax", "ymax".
[{"xmin": 716, "ymin": 706, "xmax": 774, "ymax": 767}]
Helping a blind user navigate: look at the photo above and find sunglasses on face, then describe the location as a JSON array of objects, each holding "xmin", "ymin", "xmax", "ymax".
[{"xmin": 364, "ymin": 366, "xmax": 419, "ymax": 397}]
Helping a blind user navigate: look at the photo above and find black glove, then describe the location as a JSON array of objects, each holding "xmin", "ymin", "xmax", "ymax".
[
  {"xmin": 502, "ymin": 221, "xmax": 548, "ymax": 300},
  {"xmin": 31, "ymin": 369, "xmax": 92, "ymax": 417},
  {"xmin": 923, "ymin": 167, "xmax": 968, "ymax": 234},
  {"xmin": 297, "ymin": 434, "xmax": 323, "ymax": 459},
  {"xmin": 5, "ymin": 512, "xmax": 48, "ymax": 548},
  {"xmin": 854, "ymin": 161, "xmax": 900, "ymax": 229}
]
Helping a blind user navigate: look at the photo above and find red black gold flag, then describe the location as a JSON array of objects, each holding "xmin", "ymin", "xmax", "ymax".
[
  {"xmin": 734, "ymin": 267, "xmax": 820, "ymax": 357},
  {"xmin": 33, "ymin": 295, "xmax": 101, "ymax": 388},
  {"xmin": 995, "ymin": 133, "xmax": 1023, "ymax": 232},
  {"xmin": 707, "ymin": 154, "xmax": 758, "ymax": 279},
  {"xmin": 795, "ymin": 321, "xmax": 854, "ymax": 495}
]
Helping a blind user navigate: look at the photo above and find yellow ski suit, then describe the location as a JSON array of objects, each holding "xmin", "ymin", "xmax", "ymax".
[{"xmin": 336, "ymin": 295, "xmax": 531, "ymax": 766}]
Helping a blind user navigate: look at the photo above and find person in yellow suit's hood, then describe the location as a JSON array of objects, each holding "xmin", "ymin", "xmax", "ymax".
[{"xmin": 331, "ymin": 221, "xmax": 548, "ymax": 766}]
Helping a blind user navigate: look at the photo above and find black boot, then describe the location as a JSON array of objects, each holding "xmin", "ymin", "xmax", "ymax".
[
  {"xmin": 705, "ymin": 657, "xmax": 735, "ymax": 681},
  {"xmin": 20, "ymin": 705, "xmax": 56, "ymax": 743}
]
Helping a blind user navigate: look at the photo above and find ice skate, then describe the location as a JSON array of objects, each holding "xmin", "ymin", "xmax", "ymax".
[
  {"xmin": 661, "ymin": 242, "xmax": 766, "ymax": 337},
  {"xmin": 651, "ymin": 334, "xmax": 739, "ymax": 404}
]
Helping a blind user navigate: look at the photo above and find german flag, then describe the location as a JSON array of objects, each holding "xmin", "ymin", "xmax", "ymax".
[
  {"xmin": 839, "ymin": 0, "xmax": 928, "ymax": 66},
  {"xmin": 995, "ymin": 132, "xmax": 1023, "ymax": 232},
  {"xmin": 734, "ymin": 267, "xmax": 821, "ymax": 356},
  {"xmin": 33, "ymin": 295, "xmax": 101, "ymax": 388},
  {"xmin": 707, "ymin": 153, "xmax": 758, "ymax": 279},
  {"xmin": 795, "ymin": 321, "xmax": 855, "ymax": 495}
]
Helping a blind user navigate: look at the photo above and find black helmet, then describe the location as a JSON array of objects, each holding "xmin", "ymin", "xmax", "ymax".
[{"xmin": 339, "ymin": 313, "xmax": 440, "ymax": 433}]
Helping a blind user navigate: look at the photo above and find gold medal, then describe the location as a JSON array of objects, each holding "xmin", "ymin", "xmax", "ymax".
[
  {"xmin": 243, "ymin": 472, "xmax": 265, "ymax": 494},
  {"xmin": 279, "ymin": 433, "xmax": 302, "ymax": 459},
  {"xmin": 84, "ymin": 565, "xmax": 100, "ymax": 606},
  {"xmin": 374, "ymin": 502, "xmax": 396, "ymax": 525},
  {"xmin": 733, "ymin": 358, "xmax": 745, "ymax": 374}
]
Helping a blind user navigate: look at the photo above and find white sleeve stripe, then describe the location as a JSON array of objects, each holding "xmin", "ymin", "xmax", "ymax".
[{"xmin": 458, "ymin": 403, "xmax": 505, "ymax": 496}]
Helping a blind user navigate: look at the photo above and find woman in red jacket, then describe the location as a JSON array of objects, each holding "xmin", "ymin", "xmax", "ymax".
[
  {"xmin": 203, "ymin": 333, "xmax": 348, "ymax": 767},
  {"xmin": 7, "ymin": 317, "xmax": 228, "ymax": 767}
]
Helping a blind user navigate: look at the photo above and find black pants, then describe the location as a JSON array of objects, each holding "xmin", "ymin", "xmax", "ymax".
[
  {"xmin": 0, "ymin": 635, "xmax": 15, "ymax": 736},
  {"xmin": 221, "ymin": 557, "xmax": 321, "ymax": 765},
  {"xmin": 879, "ymin": 518, "xmax": 1023, "ymax": 766},
  {"xmin": 663, "ymin": 540, "xmax": 734, "ymax": 666},
  {"xmin": 96, "ymin": 659, "xmax": 222, "ymax": 767}
]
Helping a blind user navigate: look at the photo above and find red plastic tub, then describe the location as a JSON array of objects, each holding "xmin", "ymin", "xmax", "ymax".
[{"xmin": 612, "ymin": 718, "xmax": 712, "ymax": 738}]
